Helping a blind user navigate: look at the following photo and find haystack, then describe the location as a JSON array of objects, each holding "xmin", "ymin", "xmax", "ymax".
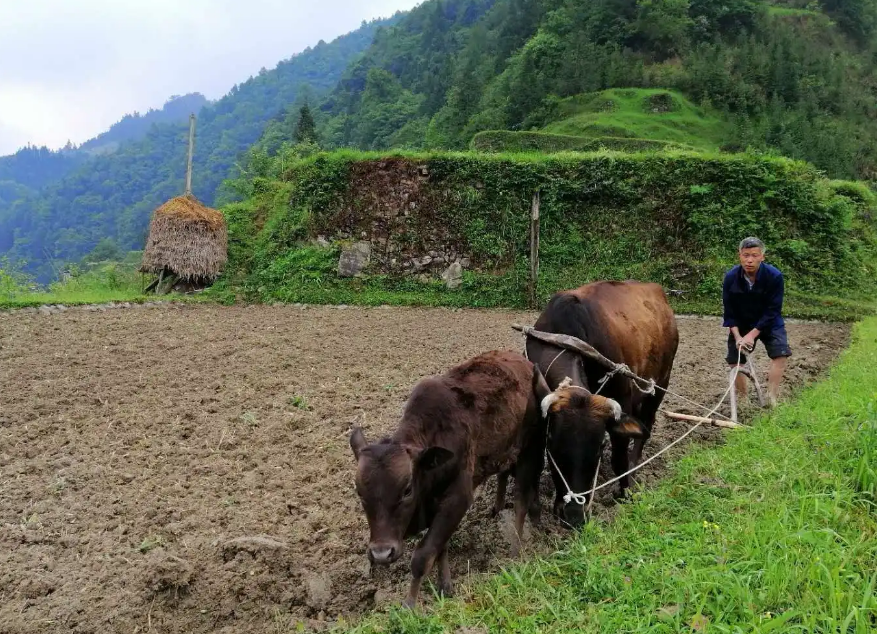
[{"xmin": 139, "ymin": 194, "xmax": 227, "ymax": 285}]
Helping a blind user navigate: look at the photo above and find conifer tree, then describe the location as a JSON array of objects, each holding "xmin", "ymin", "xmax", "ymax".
[{"xmin": 294, "ymin": 103, "xmax": 318, "ymax": 145}]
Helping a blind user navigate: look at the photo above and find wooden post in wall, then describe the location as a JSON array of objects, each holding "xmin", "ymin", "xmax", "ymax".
[{"xmin": 529, "ymin": 191, "xmax": 540, "ymax": 308}]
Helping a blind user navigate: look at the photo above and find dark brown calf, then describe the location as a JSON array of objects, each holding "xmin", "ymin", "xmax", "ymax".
[{"xmin": 350, "ymin": 350, "xmax": 549, "ymax": 607}]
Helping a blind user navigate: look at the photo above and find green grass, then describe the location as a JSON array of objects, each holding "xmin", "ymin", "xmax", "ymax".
[
  {"xmin": 470, "ymin": 130, "xmax": 694, "ymax": 154},
  {"xmin": 766, "ymin": 5, "xmax": 823, "ymax": 18},
  {"xmin": 341, "ymin": 317, "xmax": 877, "ymax": 633},
  {"xmin": 0, "ymin": 260, "xmax": 157, "ymax": 309},
  {"xmin": 2, "ymin": 288, "xmax": 149, "ymax": 309},
  {"xmin": 542, "ymin": 89, "xmax": 731, "ymax": 151},
  {"xmin": 211, "ymin": 282, "xmax": 875, "ymax": 323},
  {"xmin": 210, "ymin": 240, "xmax": 875, "ymax": 322}
]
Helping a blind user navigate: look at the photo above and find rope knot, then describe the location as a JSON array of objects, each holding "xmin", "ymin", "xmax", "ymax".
[
  {"xmin": 563, "ymin": 491, "xmax": 588, "ymax": 506},
  {"xmin": 597, "ymin": 363, "xmax": 656, "ymax": 396}
]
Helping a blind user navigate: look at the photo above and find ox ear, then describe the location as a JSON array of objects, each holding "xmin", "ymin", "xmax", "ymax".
[
  {"xmin": 350, "ymin": 427, "xmax": 368, "ymax": 460},
  {"xmin": 415, "ymin": 446, "xmax": 455, "ymax": 473},
  {"xmin": 532, "ymin": 364, "xmax": 552, "ymax": 407},
  {"xmin": 609, "ymin": 413, "xmax": 647, "ymax": 439}
]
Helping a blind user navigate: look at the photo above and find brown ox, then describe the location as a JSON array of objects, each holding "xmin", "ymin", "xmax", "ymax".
[
  {"xmin": 526, "ymin": 281, "xmax": 679, "ymax": 526},
  {"xmin": 349, "ymin": 350, "xmax": 549, "ymax": 607}
]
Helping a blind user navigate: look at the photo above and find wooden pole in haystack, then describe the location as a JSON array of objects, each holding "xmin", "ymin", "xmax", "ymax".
[
  {"xmin": 156, "ymin": 113, "xmax": 194, "ymax": 293},
  {"xmin": 140, "ymin": 112, "xmax": 228, "ymax": 294},
  {"xmin": 185, "ymin": 113, "xmax": 196, "ymax": 196}
]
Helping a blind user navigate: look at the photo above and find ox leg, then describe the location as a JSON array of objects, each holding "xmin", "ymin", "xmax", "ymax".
[
  {"xmin": 404, "ymin": 486, "xmax": 471, "ymax": 608},
  {"xmin": 629, "ymin": 403, "xmax": 657, "ymax": 468},
  {"xmin": 549, "ymin": 464, "xmax": 566, "ymax": 519},
  {"xmin": 511, "ymin": 462, "xmax": 540, "ymax": 556},
  {"xmin": 610, "ymin": 436, "xmax": 632, "ymax": 500},
  {"xmin": 515, "ymin": 444, "xmax": 545, "ymax": 537},
  {"xmin": 524, "ymin": 409, "xmax": 547, "ymax": 529},
  {"xmin": 437, "ymin": 546, "xmax": 453, "ymax": 598},
  {"xmin": 492, "ymin": 470, "xmax": 509, "ymax": 518}
]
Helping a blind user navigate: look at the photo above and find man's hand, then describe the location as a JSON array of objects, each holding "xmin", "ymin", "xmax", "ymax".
[{"xmin": 737, "ymin": 331, "xmax": 758, "ymax": 353}]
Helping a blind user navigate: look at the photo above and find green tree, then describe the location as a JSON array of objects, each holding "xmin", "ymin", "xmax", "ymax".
[
  {"xmin": 819, "ymin": 0, "xmax": 877, "ymax": 45},
  {"xmin": 294, "ymin": 103, "xmax": 319, "ymax": 145},
  {"xmin": 631, "ymin": 0, "xmax": 693, "ymax": 58},
  {"xmin": 83, "ymin": 238, "xmax": 123, "ymax": 263}
]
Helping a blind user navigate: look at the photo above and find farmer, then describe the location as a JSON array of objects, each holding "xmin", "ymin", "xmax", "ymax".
[{"xmin": 722, "ymin": 236, "xmax": 792, "ymax": 407}]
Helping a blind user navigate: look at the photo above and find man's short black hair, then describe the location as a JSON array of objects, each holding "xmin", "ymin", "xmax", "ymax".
[{"xmin": 739, "ymin": 237, "xmax": 765, "ymax": 252}]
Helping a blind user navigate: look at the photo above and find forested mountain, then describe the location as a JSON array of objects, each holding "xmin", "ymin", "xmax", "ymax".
[
  {"xmin": 0, "ymin": 94, "xmax": 208, "ymax": 196},
  {"xmin": 0, "ymin": 17, "xmax": 396, "ymax": 280},
  {"xmin": 314, "ymin": 0, "xmax": 877, "ymax": 181},
  {"xmin": 78, "ymin": 93, "xmax": 209, "ymax": 156},
  {"xmin": 319, "ymin": 0, "xmax": 542, "ymax": 149},
  {"xmin": 0, "ymin": 146, "xmax": 86, "ymax": 192},
  {"xmin": 5, "ymin": 0, "xmax": 877, "ymax": 282}
]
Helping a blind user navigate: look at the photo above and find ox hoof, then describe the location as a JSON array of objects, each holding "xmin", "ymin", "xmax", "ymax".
[
  {"xmin": 402, "ymin": 596, "xmax": 417, "ymax": 610},
  {"xmin": 613, "ymin": 488, "xmax": 631, "ymax": 503},
  {"xmin": 439, "ymin": 582, "xmax": 455, "ymax": 599}
]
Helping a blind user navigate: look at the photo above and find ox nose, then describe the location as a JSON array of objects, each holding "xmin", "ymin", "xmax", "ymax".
[
  {"xmin": 368, "ymin": 543, "xmax": 399, "ymax": 565},
  {"xmin": 563, "ymin": 503, "xmax": 586, "ymax": 528}
]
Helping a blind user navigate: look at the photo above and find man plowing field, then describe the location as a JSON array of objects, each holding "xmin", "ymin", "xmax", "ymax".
[{"xmin": 722, "ymin": 236, "xmax": 792, "ymax": 408}]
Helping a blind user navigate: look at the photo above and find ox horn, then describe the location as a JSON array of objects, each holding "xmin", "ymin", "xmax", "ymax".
[
  {"xmin": 541, "ymin": 376, "xmax": 577, "ymax": 418},
  {"xmin": 605, "ymin": 398, "xmax": 622, "ymax": 421},
  {"xmin": 541, "ymin": 393, "xmax": 560, "ymax": 418}
]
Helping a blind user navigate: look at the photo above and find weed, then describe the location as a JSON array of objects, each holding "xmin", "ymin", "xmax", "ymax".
[
  {"xmin": 138, "ymin": 535, "xmax": 164, "ymax": 554},
  {"xmin": 49, "ymin": 477, "xmax": 67, "ymax": 497},
  {"xmin": 287, "ymin": 396, "xmax": 310, "ymax": 410}
]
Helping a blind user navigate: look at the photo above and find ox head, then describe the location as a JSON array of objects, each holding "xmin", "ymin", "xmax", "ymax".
[
  {"xmin": 541, "ymin": 379, "xmax": 646, "ymax": 528},
  {"xmin": 349, "ymin": 427, "xmax": 456, "ymax": 566}
]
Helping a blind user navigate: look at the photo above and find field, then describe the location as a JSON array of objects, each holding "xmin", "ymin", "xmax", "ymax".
[
  {"xmin": 0, "ymin": 304, "xmax": 850, "ymax": 633},
  {"xmin": 540, "ymin": 89, "xmax": 730, "ymax": 150}
]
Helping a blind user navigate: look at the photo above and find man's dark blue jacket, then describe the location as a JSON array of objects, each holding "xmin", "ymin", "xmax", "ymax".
[{"xmin": 722, "ymin": 263, "xmax": 785, "ymax": 333}]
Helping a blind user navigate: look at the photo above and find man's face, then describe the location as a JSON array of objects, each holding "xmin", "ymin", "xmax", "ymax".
[{"xmin": 739, "ymin": 247, "xmax": 765, "ymax": 275}]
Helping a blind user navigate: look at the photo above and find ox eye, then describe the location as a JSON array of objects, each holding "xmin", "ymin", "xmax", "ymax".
[{"xmin": 402, "ymin": 482, "xmax": 413, "ymax": 498}]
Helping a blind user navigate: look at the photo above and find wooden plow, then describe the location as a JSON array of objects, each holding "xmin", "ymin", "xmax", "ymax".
[{"xmin": 728, "ymin": 353, "xmax": 766, "ymax": 423}]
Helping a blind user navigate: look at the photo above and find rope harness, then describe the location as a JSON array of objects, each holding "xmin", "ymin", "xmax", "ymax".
[{"xmin": 525, "ymin": 327, "xmax": 745, "ymax": 513}]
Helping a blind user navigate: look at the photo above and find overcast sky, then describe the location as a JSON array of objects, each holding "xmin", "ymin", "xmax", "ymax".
[{"xmin": 0, "ymin": 0, "xmax": 421, "ymax": 156}]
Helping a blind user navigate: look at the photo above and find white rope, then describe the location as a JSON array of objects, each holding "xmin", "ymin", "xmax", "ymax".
[
  {"xmin": 595, "ymin": 365, "xmax": 625, "ymax": 395},
  {"xmin": 544, "ymin": 349, "xmax": 566, "ymax": 376},
  {"xmin": 547, "ymin": 348, "xmax": 744, "ymax": 506},
  {"xmin": 585, "ymin": 446, "xmax": 602, "ymax": 518},
  {"xmin": 616, "ymin": 365, "xmax": 656, "ymax": 395},
  {"xmin": 547, "ymin": 445, "xmax": 589, "ymax": 507},
  {"xmin": 652, "ymin": 384, "xmax": 735, "ymax": 422}
]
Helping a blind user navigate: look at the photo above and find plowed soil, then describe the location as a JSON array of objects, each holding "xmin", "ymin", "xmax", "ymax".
[{"xmin": 0, "ymin": 305, "xmax": 849, "ymax": 633}]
